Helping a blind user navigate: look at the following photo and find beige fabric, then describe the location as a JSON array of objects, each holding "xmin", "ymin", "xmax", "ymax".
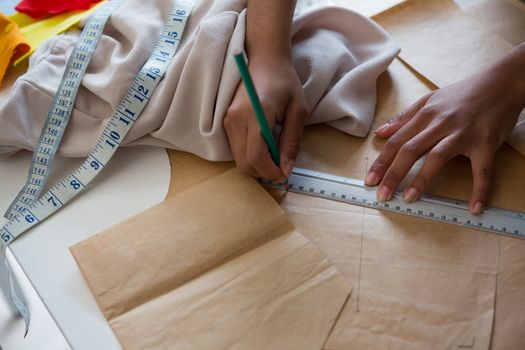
[
  {"xmin": 71, "ymin": 169, "xmax": 352, "ymax": 350},
  {"xmin": 0, "ymin": 0, "xmax": 399, "ymax": 160}
]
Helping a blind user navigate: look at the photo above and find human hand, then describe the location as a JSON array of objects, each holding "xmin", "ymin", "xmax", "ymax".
[
  {"xmin": 365, "ymin": 67, "xmax": 523, "ymax": 215},
  {"xmin": 224, "ymin": 58, "xmax": 308, "ymax": 182}
]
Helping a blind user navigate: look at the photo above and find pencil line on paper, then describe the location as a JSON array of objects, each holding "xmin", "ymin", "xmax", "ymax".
[{"xmin": 356, "ymin": 157, "xmax": 369, "ymax": 313}]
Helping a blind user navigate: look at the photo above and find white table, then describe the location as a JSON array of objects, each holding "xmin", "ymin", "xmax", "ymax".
[{"xmin": 0, "ymin": 147, "xmax": 171, "ymax": 349}]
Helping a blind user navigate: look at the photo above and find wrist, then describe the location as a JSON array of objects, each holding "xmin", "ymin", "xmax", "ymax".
[
  {"xmin": 245, "ymin": 35, "xmax": 293, "ymax": 65},
  {"xmin": 488, "ymin": 44, "xmax": 525, "ymax": 110},
  {"xmin": 246, "ymin": 49, "xmax": 293, "ymax": 71},
  {"xmin": 245, "ymin": 0, "xmax": 296, "ymax": 69}
]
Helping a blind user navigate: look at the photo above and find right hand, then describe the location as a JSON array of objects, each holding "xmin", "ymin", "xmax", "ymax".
[{"xmin": 224, "ymin": 58, "xmax": 308, "ymax": 182}]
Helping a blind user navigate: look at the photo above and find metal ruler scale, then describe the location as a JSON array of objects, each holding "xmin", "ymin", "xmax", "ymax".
[{"xmin": 263, "ymin": 167, "xmax": 525, "ymax": 239}]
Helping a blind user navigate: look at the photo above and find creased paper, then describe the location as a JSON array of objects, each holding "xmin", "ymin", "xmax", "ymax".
[
  {"xmin": 374, "ymin": 0, "xmax": 514, "ymax": 87},
  {"xmin": 461, "ymin": 0, "xmax": 525, "ymax": 46},
  {"xmin": 166, "ymin": 57, "xmax": 525, "ymax": 349},
  {"xmin": 289, "ymin": 59, "xmax": 525, "ymax": 349},
  {"xmin": 71, "ymin": 169, "xmax": 351, "ymax": 350}
]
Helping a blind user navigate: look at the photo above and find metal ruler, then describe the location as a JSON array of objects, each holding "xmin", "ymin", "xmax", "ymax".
[
  {"xmin": 0, "ymin": 0, "xmax": 194, "ymax": 334},
  {"xmin": 263, "ymin": 167, "xmax": 525, "ymax": 239}
]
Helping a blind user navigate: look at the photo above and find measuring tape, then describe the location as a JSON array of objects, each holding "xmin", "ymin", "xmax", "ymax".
[
  {"xmin": 0, "ymin": 0, "xmax": 194, "ymax": 334},
  {"xmin": 263, "ymin": 167, "xmax": 525, "ymax": 239},
  {"xmin": 1, "ymin": 0, "xmax": 193, "ymax": 244},
  {"xmin": 4, "ymin": 0, "xmax": 125, "ymax": 221}
]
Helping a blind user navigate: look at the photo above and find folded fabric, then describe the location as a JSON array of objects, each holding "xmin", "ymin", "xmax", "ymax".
[
  {"xmin": 0, "ymin": 13, "xmax": 29, "ymax": 87},
  {"xmin": 0, "ymin": 0, "xmax": 399, "ymax": 160},
  {"xmin": 15, "ymin": 0, "xmax": 102, "ymax": 19}
]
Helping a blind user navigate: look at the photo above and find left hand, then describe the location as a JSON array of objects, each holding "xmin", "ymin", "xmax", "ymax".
[{"xmin": 365, "ymin": 66, "xmax": 523, "ymax": 215}]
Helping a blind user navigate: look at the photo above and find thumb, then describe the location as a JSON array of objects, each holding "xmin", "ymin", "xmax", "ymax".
[
  {"xmin": 375, "ymin": 93, "xmax": 433, "ymax": 138},
  {"xmin": 279, "ymin": 102, "xmax": 308, "ymax": 177}
]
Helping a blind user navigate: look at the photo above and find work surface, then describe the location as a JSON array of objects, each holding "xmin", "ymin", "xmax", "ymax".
[
  {"xmin": 1, "ymin": 0, "xmax": 524, "ymax": 349},
  {"xmin": 166, "ymin": 57, "xmax": 525, "ymax": 349}
]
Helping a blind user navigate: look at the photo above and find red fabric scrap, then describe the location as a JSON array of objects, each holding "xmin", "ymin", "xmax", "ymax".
[{"xmin": 15, "ymin": 0, "xmax": 102, "ymax": 19}]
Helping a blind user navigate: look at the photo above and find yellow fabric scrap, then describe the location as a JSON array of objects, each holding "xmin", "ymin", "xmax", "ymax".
[
  {"xmin": 0, "ymin": 13, "xmax": 30, "ymax": 86},
  {"xmin": 10, "ymin": 1, "xmax": 105, "ymax": 66}
]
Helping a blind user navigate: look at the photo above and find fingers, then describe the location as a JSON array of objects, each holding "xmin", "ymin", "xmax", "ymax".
[
  {"xmin": 224, "ymin": 107, "xmax": 258, "ymax": 177},
  {"xmin": 469, "ymin": 151, "xmax": 494, "ymax": 215},
  {"xmin": 402, "ymin": 136, "xmax": 458, "ymax": 203},
  {"xmin": 375, "ymin": 129, "xmax": 446, "ymax": 202},
  {"xmin": 224, "ymin": 87, "xmax": 286, "ymax": 181},
  {"xmin": 366, "ymin": 108, "xmax": 432, "ymax": 187},
  {"xmin": 246, "ymin": 124, "xmax": 285, "ymax": 181},
  {"xmin": 279, "ymin": 101, "xmax": 308, "ymax": 177},
  {"xmin": 375, "ymin": 93, "xmax": 433, "ymax": 138}
]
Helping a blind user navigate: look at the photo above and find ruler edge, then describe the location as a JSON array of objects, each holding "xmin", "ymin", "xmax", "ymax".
[{"xmin": 263, "ymin": 167, "xmax": 525, "ymax": 239}]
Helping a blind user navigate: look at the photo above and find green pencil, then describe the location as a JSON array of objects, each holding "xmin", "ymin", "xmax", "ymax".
[{"xmin": 233, "ymin": 52, "xmax": 281, "ymax": 166}]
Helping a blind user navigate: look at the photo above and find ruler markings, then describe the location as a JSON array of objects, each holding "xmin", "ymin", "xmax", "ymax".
[{"xmin": 262, "ymin": 167, "xmax": 525, "ymax": 239}]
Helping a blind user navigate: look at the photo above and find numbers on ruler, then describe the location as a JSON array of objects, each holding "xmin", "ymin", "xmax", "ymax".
[
  {"xmin": 57, "ymin": 98, "xmax": 72, "ymax": 107},
  {"xmin": 1, "ymin": 231, "xmax": 11, "ymax": 243},
  {"xmin": 119, "ymin": 116, "xmax": 131, "ymax": 126},
  {"xmin": 75, "ymin": 53, "xmax": 87, "ymax": 61},
  {"xmin": 64, "ymin": 80, "xmax": 76, "ymax": 88},
  {"xmin": 2, "ymin": 0, "xmax": 192, "ymax": 241},
  {"xmin": 90, "ymin": 160, "xmax": 100, "ymax": 170},
  {"xmin": 25, "ymin": 214, "xmax": 35, "ymax": 223},
  {"xmin": 138, "ymin": 85, "xmax": 150, "ymax": 96},
  {"xmin": 31, "ymin": 178, "xmax": 43, "ymax": 186},
  {"xmin": 133, "ymin": 94, "xmax": 145, "ymax": 103},
  {"xmin": 36, "ymin": 155, "xmax": 48, "ymax": 165},
  {"xmin": 68, "ymin": 71, "xmax": 80, "ymax": 79},
  {"xmin": 33, "ymin": 166, "xmax": 46, "ymax": 176},
  {"xmin": 47, "ymin": 127, "xmax": 59, "ymax": 136},
  {"xmin": 47, "ymin": 196, "xmax": 58, "ymax": 207},
  {"xmin": 70, "ymin": 180, "xmax": 81, "ymax": 190},
  {"xmin": 38, "ymin": 145, "xmax": 52, "ymax": 154},
  {"xmin": 26, "ymin": 187, "xmax": 37, "ymax": 196},
  {"xmin": 105, "ymin": 130, "xmax": 121, "ymax": 149},
  {"xmin": 71, "ymin": 62, "xmax": 83, "ymax": 70},
  {"xmin": 123, "ymin": 108, "xmax": 135, "ymax": 119},
  {"xmin": 146, "ymin": 65, "xmax": 161, "ymax": 81}
]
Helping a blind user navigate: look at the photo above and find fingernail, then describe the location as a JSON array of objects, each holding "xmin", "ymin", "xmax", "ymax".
[
  {"xmin": 377, "ymin": 185, "xmax": 392, "ymax": 202},
  {"xmin": 365, "ymin": 171, "xmax": 380, "ymax": 186},
  {"xmin": 403, "ymin": 187, "xmax": 419, "ymax": 203},
  {"xmin": 374, "ymin": 123, "xmax": 389, "ymax": 134},
  {"xmin": 284, "ymin": 159, "xmax": 294, "ymax": 177},
  {"xmin": 472, "ymin": 201, "xmax": 484, "ymax": 216}
]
